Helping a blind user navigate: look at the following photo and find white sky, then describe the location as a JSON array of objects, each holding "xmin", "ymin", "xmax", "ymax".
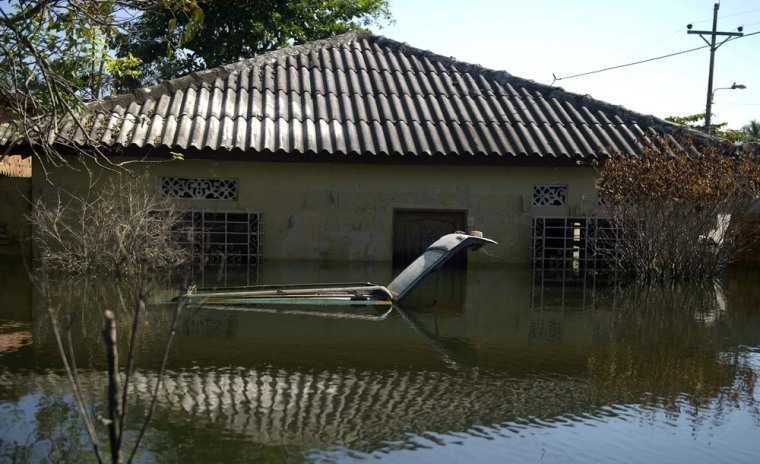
[{"xmin": 379, "ymin": 0, "xmax": 760, "ymax": 130}]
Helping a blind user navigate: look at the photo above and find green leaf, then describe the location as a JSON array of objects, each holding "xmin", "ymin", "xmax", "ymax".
[{"xmin": 112, "ymin": 0, "xmax": 392, "ymax": 90}]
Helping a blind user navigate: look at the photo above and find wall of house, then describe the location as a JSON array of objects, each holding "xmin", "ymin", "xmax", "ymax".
[
  {"xmin": 33, "ymin": 158, "xmax": 601, "ymax": 264},
  {"xmin": 0, "ymin": 176, "xmax": 31, "ymax": 256}
]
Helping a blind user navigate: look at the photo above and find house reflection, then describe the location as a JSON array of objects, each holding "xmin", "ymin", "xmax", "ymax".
[
  {"xmin": 5, "ymin": 347, "xmax": 755, "ymax": 455},
  {"xmin": 5, "ymin": 262, "xmax": 760, "ymax": 455}
]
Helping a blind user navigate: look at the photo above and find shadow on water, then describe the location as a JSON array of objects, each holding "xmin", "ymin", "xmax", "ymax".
[{"xmin": 1, "ymin": 258, "xmax": 760, "ymax": 462}]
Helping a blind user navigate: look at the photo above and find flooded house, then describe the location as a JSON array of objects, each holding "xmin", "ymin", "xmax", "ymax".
[
  {"xmin": 1, "ymin": 32, "xmax": 704, "ymax": 267},
  {"xmin": 3, "ymin": 33, "xmax": 760, "ymax": 464}
]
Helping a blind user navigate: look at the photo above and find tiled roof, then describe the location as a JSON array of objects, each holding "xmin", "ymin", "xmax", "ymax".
[
  {"xmin": 1, "ymin": 32, "xmax": 698, "ymax": 160},
  {"xmin": 0, "ymin": 155, "xmax": 31, "ymax": 177}
]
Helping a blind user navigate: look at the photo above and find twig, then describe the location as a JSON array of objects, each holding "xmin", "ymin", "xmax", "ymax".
[
  {"xmin": 119, "ymin": 269, "xmax": 147, "ymax": 454},
  {"xmin": 102, "ymin": 309, "xmax": 122, "ymax": 464},
  {"xmin": 35, "ymin": 264, "xmax": 104, "ymax": 463},
  {"xmin": 127, "ymin": 270, "xmax": 190, "ymax": 464}
]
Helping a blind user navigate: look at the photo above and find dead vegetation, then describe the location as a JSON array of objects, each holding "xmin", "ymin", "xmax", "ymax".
[
  {"xmin": 27, "ymin": 173, "xmax": 189, "ymax": 276},
  {"xmin": 596, "ymin": 135, "xmax": 760, "ymax": 281}
]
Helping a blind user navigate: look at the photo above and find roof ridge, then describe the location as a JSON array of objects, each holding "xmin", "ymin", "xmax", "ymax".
[
  {"xmin": 100, "ymin": 31, "xmax": 373, "ymax": 108},
  {"xmin": 364, "ymin": 34, "xmax": 698, "ymax": 134},
  {"xmin": 100, "ymin": 31, "xmax": 686, "ymax": 135},
  {"xmin": 224, "ymin": 31, "xmax": 373, "ymax": 71}
]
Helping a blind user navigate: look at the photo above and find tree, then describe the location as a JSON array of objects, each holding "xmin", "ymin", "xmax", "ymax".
[
  {"xmin": 665, "ymin": 113, "xmax": 743, "ymax": 140},
  {"xmin": 25, "ymin": 170, "xmax": 196, "ymax": 463},
  {"xmin": 1, "ymin": 3, "xmax": 203, "ymax": 462},
  {"xmin": 596, "ymin": 135, "xmax": 760, "ymax": 281},
  {"xmin": 114, "ymin": 0, "xmax": 392, "ymax": 90},
  {"xmin": 741, "ymin": 119, "xmax": 760, "ymax": 142},
  {"xmin": 0, "ymin": 1, "xmax": 203, "ymax": 167}
]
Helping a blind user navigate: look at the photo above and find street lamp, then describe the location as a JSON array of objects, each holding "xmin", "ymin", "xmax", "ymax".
[
  {"xmin": 706, "ymin": 82, "xmax": 747, "ymax": 134},
  {"xmin": 711, "ymin": 82, "xmax": 747, "ymax": 103}
]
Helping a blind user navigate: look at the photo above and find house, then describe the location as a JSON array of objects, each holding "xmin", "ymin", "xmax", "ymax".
[{"xmin": 0, "ymin": 32, "xmax": 703, "ymax": 266}]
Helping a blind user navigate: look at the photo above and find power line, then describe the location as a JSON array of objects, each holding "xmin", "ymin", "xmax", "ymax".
[
  {"xmin": 634, "ymin": 27, "xmax": 687, "ymax": 55},
  {"xmin": 688, "ymin": 6, "xmax": 760, "ymax": 26},
  {"xmin": 716, "ymin": 7, "xmax": 760, "ymax": 21},
  {"xmin": 734, "ymin": 29, "xmax": 760, "ymax": 39},
  {"xmin": 552, "ymin": 29, "xmax": 759, "ymax": 84},
  {"xmin": 552, "ymin": 45, "xmax": 707, "ymax": 83}
]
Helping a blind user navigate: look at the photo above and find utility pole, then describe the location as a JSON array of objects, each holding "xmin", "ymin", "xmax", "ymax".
[{"xmin": 687, "ymin": 3, "xmax": 743, "ymax": 134}]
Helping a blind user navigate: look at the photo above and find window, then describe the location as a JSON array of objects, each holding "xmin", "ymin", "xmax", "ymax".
[
  {"xmin": 175, "ymin": 211, "xmax": 262, "ymax": 266},
  {"xmin": 531, "ymin": 216, "xmax": 618, "ymax": 282},
  {"xmin": 532, "ymin": 185, "xmax": 567, "ymax": 206},
  {"xmin": 160, "ymin": 177, "xmax": 238, "ymax": 201}
]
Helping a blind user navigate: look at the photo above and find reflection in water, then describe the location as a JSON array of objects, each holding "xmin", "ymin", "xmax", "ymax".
[
  {"xmin": 3, "ymin": 366, "xmax": 598, "ymax": 454},
  {"xmin": 1, "ymin": 260, "xmax": 760, "ymax": 462},
  {"xmin": 0, "ymin": 391, "xmax": 92, "ymax": 463},
  {"xmin": 23, "ymin": 273, "xmax": 188, "ymax": 369},
  {"xmin": 0, "ymin": 257, "xmax": 32, "ymax": 321},
  {"xmin": 0, "ymin": 321, "xmax": 32, "ymax": 354},
  {"xmin": 586, "ymin": 282, "xmax": 756, "ymax": 408},
  {"xmin": 395, "ymin": 307, "xmax": 481, "ymax": 370}
]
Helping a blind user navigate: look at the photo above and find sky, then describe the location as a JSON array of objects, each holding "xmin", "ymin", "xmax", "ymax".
[{"xmin": 378, "ymin": 0, "xmax": 760, "ymax": 130}]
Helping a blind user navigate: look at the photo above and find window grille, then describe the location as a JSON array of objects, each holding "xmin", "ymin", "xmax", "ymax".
[
  {"xmin": 532, "ymin": 185, "xmax": 567, "ymax": 206},
  {"xmin": 175, "ymin": 211, "xmax": 261, "ymax": 266},
  {"xmin": 160, "ymin": 177, "xmax": 238, "ymax": 200},
  {"xmin": 531, "ymin": 216, "xmax": 618, "ymax": 282}
]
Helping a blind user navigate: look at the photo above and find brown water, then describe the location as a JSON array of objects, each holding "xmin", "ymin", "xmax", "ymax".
[{"xmin": 1, "ymin": 257, "xmax": 759, "ymax": 463}]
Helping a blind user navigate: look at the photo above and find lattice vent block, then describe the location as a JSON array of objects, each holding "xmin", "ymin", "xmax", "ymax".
[
  {"xmin": 160, "ymin": 177, "xmax": 238, "ymax": 200},
  {"xmin": 532, "ymin": 185, "xmax": 567, "ymax": 206}
]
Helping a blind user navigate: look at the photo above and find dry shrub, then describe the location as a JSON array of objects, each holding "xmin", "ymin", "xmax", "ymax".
[
  {"xmin": 28, "ymin": 174, "xmax": 189, "ymax": 276},
  {"xmin": 596, "ymin": 135, "xmax": 760, "ymax": 280}
]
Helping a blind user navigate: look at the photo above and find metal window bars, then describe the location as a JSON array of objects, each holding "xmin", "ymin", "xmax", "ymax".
[
  {"xmin": 531, "ymin": 216, "xmax": 619, "ymax": 283},
  {"xmin": 174, "ymin": 210, "xmax": 262, "ymax": 267}
]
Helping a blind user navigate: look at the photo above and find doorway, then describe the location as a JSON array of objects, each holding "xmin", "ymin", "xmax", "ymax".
[{"xmin": 392, "ymin": 209, "xmax": 467, "ymax": 268}]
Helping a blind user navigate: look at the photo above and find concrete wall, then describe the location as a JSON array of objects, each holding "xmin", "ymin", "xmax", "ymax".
[
  {"xmin": 33, "ymin": 158, "xmax": 601, "ymax": 264},
  {"xmin": 0, "ymin": 176, "xmax": 31, "ymax": 256},
  {"xmin": 734, "ymin": 214, "xmax": 760, "ymax": 267}
]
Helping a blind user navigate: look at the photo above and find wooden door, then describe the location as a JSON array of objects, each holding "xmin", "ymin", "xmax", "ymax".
[{"xmin": 392, "ymin": 210, "xmax": 467, "ymax": 268}]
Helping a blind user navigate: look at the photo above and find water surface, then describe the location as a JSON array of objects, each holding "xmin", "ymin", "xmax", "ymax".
[{"xmin": 1, "ymin": 258, "xmax": 759, "ymax": 463}]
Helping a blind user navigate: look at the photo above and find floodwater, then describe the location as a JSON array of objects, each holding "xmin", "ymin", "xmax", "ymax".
[{"xmin": 1, "ymin": 256, "xmax": 760, "ymax": 463}]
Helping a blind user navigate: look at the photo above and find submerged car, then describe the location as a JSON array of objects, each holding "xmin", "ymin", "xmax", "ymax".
[{"xmin": 179, "ymin": 232, "xmax": 497, "ymax": 320}]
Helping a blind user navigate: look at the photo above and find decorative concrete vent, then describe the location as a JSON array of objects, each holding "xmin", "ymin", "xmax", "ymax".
[
  {"xmin": 159, "ymin": 177, "xmax": 238, "ymax": 201},
  {"xmin": 532, "ymin": 185, "xmax": 567, "ymax": 207}
]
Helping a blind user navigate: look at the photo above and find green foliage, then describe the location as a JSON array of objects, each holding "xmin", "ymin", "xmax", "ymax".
[
  {"xmin": 741, "ymin": 119, "xmax": 760, "ymax": 142},
  {"xmin": 0, "ymin": 1, "xmax": 203, "ymax": 164},
  {"xmin": 664, "ymin": 113, "xmax": 706, "ymax": 127},
  {"xmin": 114, "ymin": 0, "xmax": 393, "ymax": 90},
  {"xmin": 1, "ymin": 1, "xmax": 201, "ymax": 101},
  {"xmin": 665, "ymin": 113, "xmax": 759, "ymax": 142},
  {"xmin": 665, "ymin": 113, "xmax": 735, "ymax": 139}
]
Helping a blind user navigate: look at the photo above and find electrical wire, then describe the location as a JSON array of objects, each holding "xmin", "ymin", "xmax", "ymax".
[
  {"xmin": 687, "ymin": 7, "xmax": 760, "ymax": 26},
  {"xmin": 552, "ymin": 45, "xmax": 707, "ymax": 83},
  {"xmin": 716, "ymin": 7, "xmax": 760, "ymax": 21},
  {"xmin": 552, "ymin": 29, "xmax": 759, "ymax": 84}
]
